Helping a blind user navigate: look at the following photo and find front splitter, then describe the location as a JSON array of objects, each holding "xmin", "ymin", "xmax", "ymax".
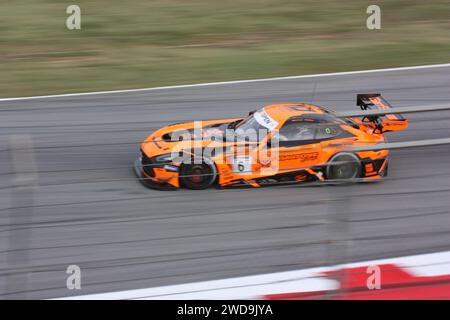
[{"xmin": 133, "ymin": 159, "xmax": 178, "ymax": 191}]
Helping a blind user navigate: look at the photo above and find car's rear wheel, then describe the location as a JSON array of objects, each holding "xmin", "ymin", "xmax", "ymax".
[
  {"xmin": 179, "ymin": 158, "xmax": 217, "ymax": 190},
  {"xmin": 326, "ymin": 153, "xmax": 361, "ymax": 180}
]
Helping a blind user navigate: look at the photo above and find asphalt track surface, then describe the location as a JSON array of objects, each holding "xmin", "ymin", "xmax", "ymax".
[{"xmin": 1, "ymin": 65, "xmax": 450, "ymax": 299}]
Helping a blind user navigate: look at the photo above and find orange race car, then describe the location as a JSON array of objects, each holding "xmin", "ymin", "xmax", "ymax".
[{"xmin": 134, "ymin": 94, "xmax": 408, "ymax": 190}]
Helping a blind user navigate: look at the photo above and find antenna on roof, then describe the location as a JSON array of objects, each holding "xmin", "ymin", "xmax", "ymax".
[{"xmin": 309, "ymin": 82, "xmax": 317, "ymax": 105}]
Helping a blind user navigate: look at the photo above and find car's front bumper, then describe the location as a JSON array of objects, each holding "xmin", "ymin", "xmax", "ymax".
[{"xmin": 134, "ymin": 158, "xmax": 178, "ymax": 191}]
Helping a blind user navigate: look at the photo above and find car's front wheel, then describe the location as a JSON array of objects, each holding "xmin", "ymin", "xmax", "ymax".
[
  {"xmin": 326, "ymin": 152, "xmax": 361, "ymax": 180},
  {"xmin": 179, "ymin": 158, "xmax": 217, "ymax": 190}
]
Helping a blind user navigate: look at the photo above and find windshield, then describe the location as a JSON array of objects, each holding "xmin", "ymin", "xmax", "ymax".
[{"xmin": 234, "ymin": 114, "xmax": 270, "ymax": 142}]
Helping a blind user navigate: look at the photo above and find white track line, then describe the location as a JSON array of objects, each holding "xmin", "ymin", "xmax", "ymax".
[{"xmin": 2, "ymin": 63, "xmax": 450, "ymax": 102}]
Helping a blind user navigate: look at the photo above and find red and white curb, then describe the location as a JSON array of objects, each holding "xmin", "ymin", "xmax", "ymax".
[{"xmin": 61, "ymin": 250, "xmax": 450, "ymax": 300}]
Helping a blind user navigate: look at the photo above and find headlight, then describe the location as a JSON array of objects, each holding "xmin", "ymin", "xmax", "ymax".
[{"xmin": 153, "ymin": 153, "xmax": 173, "ymax": 163}]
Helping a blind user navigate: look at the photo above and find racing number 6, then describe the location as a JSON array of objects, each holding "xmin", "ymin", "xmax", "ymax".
[{"xmin": 233, "ymin": 156, "xmax": 252, "ymax": 174}]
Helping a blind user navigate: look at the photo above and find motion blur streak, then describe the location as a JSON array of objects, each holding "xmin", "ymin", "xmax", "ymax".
[{"xmin": 0, "ymin": 65, "xmax": 450, "ymax": 299}]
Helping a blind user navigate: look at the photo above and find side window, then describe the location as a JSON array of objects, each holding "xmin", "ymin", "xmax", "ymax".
[
  {"xmin": 316, "ymin": 125, "xmax": 355, "ymax": 141},
  {"xmin": 276, "ymin": 117, "xmax": 353, "ymax": 147},
  {"xmin": 315, "ymin": 125, "xmax": 343, "ymax": 140},
  {"xmin": 278, "ymin": 121, "xmax": 316, "ymax": 147}
]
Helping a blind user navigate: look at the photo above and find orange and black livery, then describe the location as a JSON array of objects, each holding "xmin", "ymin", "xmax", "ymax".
[{"xmin": 134, "ymin": 94, "xmax": 408, "ymax": 190}]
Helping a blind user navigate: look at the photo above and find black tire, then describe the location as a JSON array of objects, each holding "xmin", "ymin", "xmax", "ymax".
[
  {"xmin": 179, "ymin": 158, "xmax": 217, "ymax": 190},
  {"xmin": 326, "ymin": 153, "xmax": 361, "ymax": 180}
]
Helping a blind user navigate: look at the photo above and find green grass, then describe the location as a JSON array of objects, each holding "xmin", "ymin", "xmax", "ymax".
[{"xmin": 1, "ymin": 0, "xmax": 449, "ymax": 97}]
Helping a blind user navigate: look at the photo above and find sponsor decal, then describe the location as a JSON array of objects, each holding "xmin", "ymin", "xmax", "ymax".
[
  {"xmin": 254, "ymin": 109, "xmax": 278, "ymax": 131},
  {"xmin": 280, "ymin": 152, "xmax": 319, "ymax": 162}
]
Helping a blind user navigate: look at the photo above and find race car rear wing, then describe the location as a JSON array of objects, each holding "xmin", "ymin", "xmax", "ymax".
[
  {"xmin": 335, "ymin": 94, "xmax": 450, "ymax": 133},
  {"xmin": 353, "ymin": 93, "xmax": 407, "ymax": 133},
  {"xmin": 335, "ymin": 97, "xmax": 450, "ymax": 152}
]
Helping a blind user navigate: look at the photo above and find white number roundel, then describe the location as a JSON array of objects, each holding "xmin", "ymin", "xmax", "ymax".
[{"xmin": 232, "ymin": 156, "xmax": 252, "ymax": 174}]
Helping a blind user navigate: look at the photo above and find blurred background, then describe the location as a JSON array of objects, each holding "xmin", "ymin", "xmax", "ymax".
[
  {"xmin": 1, "ymin": 0, "xmax": 450, "ymax": 300},
  {"xmin": 1, "ymin": 0, "xmax": 449, "ymax": 97}
]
